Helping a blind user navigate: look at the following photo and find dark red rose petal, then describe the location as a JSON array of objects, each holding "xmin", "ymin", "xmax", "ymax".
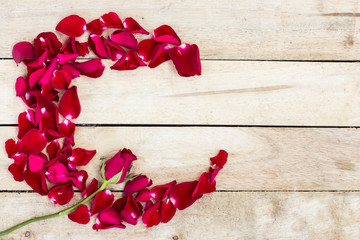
[
  {"xmin": 28, "ymin": 153, "xmax": 48, "ymax": 172},
  {"xmin": 100, "ymin": 12, "xmax": 124, "ymax": 29},
  {"xmin": 15, "ymin": 76, "xmax": 28, "ymax": 97},
  {"xmin": 24, "ymin": 170, "xmax": 48, "ymax": 195},
  {"xmin": 120, "ymin": 194, "xmax": 142, "ymax": 225},
  {"xmin": 46, "ymin": 140, "xmax": 61, "ymax": 159},
  {"xmin": 12, "ymin": 41, "xmax": 35, "ymax": 65},
  {"xmin": 169, "ymin": 44, "xmax": 201, "ymax": 77},
  {"xmin": 68, "ymin": 204, "xmax": 91, "ymax": 224},
  {"xmin": 8, "ymin": 153, "xmax": 27, "ymax": 182},
  {"xmin": 86, "ymin": 19, "xmax": 105, "ymax": 35},
  {"xmin": 138, "ymin": 39, "xmax": 159, "ymax": 62},
  {"xmin": 75, "ymin": 41, "xmax": 89, "ymax": 57},
  {"xmin": 161, "ymin": 198, "xmax": 176, "ymax": 223},
  {"xmin": 18, "ymin": 110, "xmax": 36, "ymax": 139},
  {"xmin": 56, "ymin": 15, "xmax": 87, "ymax": 37},
  {"xmin": 143, "ymin": 200, "xmax": 154, "ymax": 211},
  {"xmin": 48, "ymin": 182, "xmax": 74, "ymax": 205},
  {"xmin": 67, "ymin": 170, "xmax": 88, "ymax": 191},
  {"xmin": 91, "ymin": 189, "xmax": 114, "ymax": 215},
  {"xmin": 19, "ymin": 129, "xmax": 47, "ymax": 155},
  {"xmin": 124, "ymin": 17, "xmax": 149, "ymax": 34},
  {"xmin": 153, "ymin": 25, "xmax": 181, "ymax": 45},
  {"xmin": 92, "ymin": 215, "xmax": 126, "ymax": 231},
  {"xmin": 88, "ymin": 34, "xmax": 109, "ymax": 58},
  {"xmin": 74, "ymin": 58, "xmax": 105, "ymax": 78},
  {"xmin": 192, "ymin": 172, "xmax": 216, "ymax": 198},
  {"xmin": 210, "ymin": 150, "xmax": 228, "ymax": 168},
  {"xmin": 82, "ymin": 178, "xmax": 99, "ymax": 198},
  {"xmin": 69, "ymin": 148, "xmax": 96, "ymax": 166},
  {"xmin": 169, "ymin": 181, "xmax": 202, "ymax": 210},
  {"xmin": 112, "ymin": 197, "xmax": 127, "ymax": 212},
  {"xmin": 59, "ymin": 86, "xmax": 81, "ymax": 119},
  {"xmin": 110, "ymin": 31, "xmax": 138, "ymax": 50},
  {"xmin": 58, "ymin": 119, "xmax": 75, "ymax": 145},
  {"xmin": 148, "ymin": 43, "xmax": 170, "ymax": 68},
  {"xmin": 123, "ymin": 175, "xmax": 152, "ymax": 197},
  {"xmin": 142, "ymin": 201, "xmax": 161, "ymax": 228},
  {"xmin": 110, "ymin": 50, "xmax": 146, "ymax": 71},
  {"xmin": 5, "ymin": 139, "xmax": 20, "ymax": 158},
  {"xmin": 150, "ymin": 180, "xmax": 176, "ymax": 201},
  {"xmin": 34, "ymin": 32, "xmax": 62, "ymax": 59},
  {"xmin": 46, "ymin": 162, "xmax": 69, "ymax": 183}
]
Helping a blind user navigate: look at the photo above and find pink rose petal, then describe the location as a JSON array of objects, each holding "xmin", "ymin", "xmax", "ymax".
[
  {"xmin": 15, "ymin": 76, "xmax": 28, "ymax": 97},
  {"xmin": 210, "ymin": 150, "xmax": 228, "ymax": 168},
  {"xmin": 12, "ymin": 41, "xmax": 35, "ymax": 65},
  {"xmin": 124, "ymin": 17, "xmax": 149, "ymax": 34},
  {"xmin": 88, "ymin": 34, "xmax": 109, "ymax": 58},
  {"xmin": 161, "ymin": 198, "xmax": 176, "ymax": 223},
  {"xmin": 28, "ymin": 64, "xmax": 46, "ymax": 88},
  {"xmin": 153, "ymin": 25, "xmax": 181, "ymax": 45},
  {"xmin": 48, "ymin": 182, "xmax": 74, "ymax": 205},
  {"xmin": 100, "ymin": 12, "xmax": 124, "ymax": 29},
  {"xmin": 38, "ymin": 58, "xmax": 58, "ymax": 86},
  {"xmin": 68, "ymin": 204, "xmax": 91, "ymax": 224},
  {"xmin": 150, "ymin": 180, "xmax": 176, "ymax": 201},
  {"xmin": 5, "ymin": 139, "xmax": 20, "ymax": 158},
  {"xmin": 24, "ymin": 169, "xmax": 48, "ymax": 195},
  {"xmin": 123, "ymin": 175, "xmax": 152, "ymax": 197},
  {"xmin": 110, "ymin": 31, "xmax": 138, "ymax": 50},
  {"xmin": 74, "ymin": 58, "xmax": 105, "ymax": 78},
  {"xmin": 8, "ymin": 153, "xmax": 27, "ymax": 182},
  {"xmin": 169, "ymin": 43, "xmax": 201, "ymax": 77},
  {"xmin": 69, "ymin": 148, "xmax": 96, "ymax": 166},
  {"xmin": 82, "ymin": 178, "xmax": 99, "ymax": 198},
  {"xmin": 169, "ymin": 181, "xmax": 202, "ymax": 210},
  {"xmin": 28, "ymin": 153, "xmax": 48, "ymax": 172},
  {"xmin": 46, "ymin": 162, "xmax": 69, "ymax": 183},
  {"xmin": 59, "ymin": 86, "xmax": 81, "ymax": 119},
  {"xmin": 19, "ymin": 129, "xmax": 47, "ymax": 155},
  {"xmin": 56, "ymin": 15, "xmax": 87, "ymax": 37},
  {"xmin": 142, "ymin": 201, "xmax": 161, "ymax": 228},
  {"xmin": 91, "ymin": 189, "xmax": 114, "ymax": 215},
  {"xmin": 86, "ymin": 19, "xmax": 105, "ymax": 35},
  {"xmin": 148, "ymin": 43, "xmax": 170, "ymax": 68}
]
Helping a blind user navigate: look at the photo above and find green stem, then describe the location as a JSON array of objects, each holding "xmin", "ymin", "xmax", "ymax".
[{"xmin": 0, "ymin": 181, "xmax": 109, "ymax": 236}]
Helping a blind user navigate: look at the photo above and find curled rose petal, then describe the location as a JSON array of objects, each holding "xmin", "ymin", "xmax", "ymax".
[
  {"xmin": 69, "ymin": 148, "xmax": 96, "ymax": 166},
  {"xmin": 110, "ymin": 50, "xmax": 146, "ymax": 71},
  {"xmin": 210, "ymin": 149, "xmax": 228, "ymax": 168},
  {"xmin": 28, "ymin": 153, "xmax": 48, "ymax": 172},
  {"xmin": 86, "ymin": 19, "xmax": 104, "ymax": 35},
  {"xmin": 110, "ymin": 31, "xmax": 138, "ymax": 50},
  {"xmin": 28, "ymin": 63, "xmax": 46, "ymax": 88},
  {"xmin": 27, "ymin": 51, "xmax": 47, "ymax": 68},
  {"xmin": 169, "ymin": 181, "xmax": 202, "ymax": 210},
  {"xmin": 48, "ymin": 182, "xmax": 74, "ymax": 205},
  {"xmin": 46, "ymin": 140, "xmax": 60, "ymax": 159},
  {"xmin": 150, "ymin": 180, "xmax": 176, "ymax": 201},
  {"xmin": 169, "ymin": 43, "xmax": 201, "ymax": 77},
  {"xmin": 123, "ymin": 175, "xmax": 152, "ymax": 197},
  {"xmin": 51, "ymin": 69, "xmax": 72, "ymax": 90},
  {"xmin": 161, "ymin": 198, "xmax": 176, "ymax": 223},
  {"xmin": 33, "ymin": 32, "xmax": 62, "ymax": 60},
  {"xmin": 12, "ymin": 41, "xmax": 35, "ymax": 65},
  {"xmin": 120, "ymin": 194, "xmax": 143, "ymax": 225},
  {"xmin": 124, "ymin": 17, "xmax": 149, "ymax": 34},
  {"xmin": 18, "ymin": 110, "xmax": 36, "ymax": 139},
  {"xmin": 24, "ymin": 170, "xmax": 48, "ymax": 195},
  {"xmin": 82, "ymin": 178, "xmax": 99, "ymax": 198},
  {"xmin": 38, "ymin": 58, "xmax": 58, "ymax": 87},
  {"xmin": 148, "ymin": 43, "xmax": 170, "ymax": 68},
  {"xmin": 68, "ymin": 204, "xmax": 91, "ymax": 224},
  {"xmin": 15, "ymin": 76, "xmax": 28, "ymax": 97},
  {"xmin": 56, "ymin": 15, "xmax": 87, "ymax": 37},
  {"xmin": 5, "ymin": 139, "xmax": 20, "ymax": 158},
  {"xmin": 138, "ymin": 39, "xmax": 159, "ymax": 62},
  {"xmin": 8, "ymin": 153, "xmax": 27, "ymax": 182},
  {"xmin": 91, "ymin": 189, "xmax": 114, "ymax": 215},
  {"xmin": 19, "ymin": 129, "xmax": 47, "ymax": 155},
  {"xmin": 88, "ymin": 35, "xmax": 109, "ymax": 58},
  {"xmin": 153, "ymin": 25, "xmax": 181, "ymax": 45},
  {"xmin": 57, "ymin": 53, "xmax": 79, "ymax": 65},
  {"xmin": 46, "ymin": 162, "xmax": 69, "ymax": 183},
  {"xmin": 75, "ymin": 41, "xmax": 89, "ymax": 57},
  {"xmin": 92, "ymin": 215, "xmax": 126, "ymax": 231},
  {"xmin": 192, "ymin": 172, "xmax": 216, "ymax": 198},
  {"xmin": 67, "ymin": 170, "xmax": 88, "ymax": 191},
  {"xmin": 58, "ymin": 119, "xmax": 75, "ymax": 145},
  {"xmin": 74, "ymin": 58, "xmax": 105, "ymax": 78},
  {"xmin": 100, "ymin": 12, "xmax": 123, "ymax": 29},
  {"xmin": 103, "ymin": 38, "xmax": 126, "ymax": 61},
  {"xmin": 142, "ymin": 202, "xmax": 161, "ymax": 228},
  {"xmin": 59, "ymin": 86, "xmax": 81, "ymax": 119}
]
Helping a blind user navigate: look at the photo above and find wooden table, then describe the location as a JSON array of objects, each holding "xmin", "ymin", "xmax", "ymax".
[{"xmin": 1, "ymin": 1, "xmax": 360, "ymax": 239}]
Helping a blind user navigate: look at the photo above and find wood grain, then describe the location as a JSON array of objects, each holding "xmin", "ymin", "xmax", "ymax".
[
  {"xmin": 2, "ymin": 60, "xmax": 360, "ymax": 126},
  {"xmin": 2, "ymin": 0, "xmax": 360, "ymax": 60},
  {"xmin": 1, "ymin": 192, "xmax": 360, "ymax": 240},
  {"xmin": 1, "ymin": 126, "xmax": 360, "ymax": 191}
]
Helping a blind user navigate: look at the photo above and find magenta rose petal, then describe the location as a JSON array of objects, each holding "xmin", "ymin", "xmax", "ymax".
[
  {"xmin": 58, "ymin": 119, "xmax": 75, "ymax": 145},
  {"xmin": 27, "ymin": 51, "xmax": 47, "ymax": 68},
  {"xmin": 88, "ymin": 34, "xmax": 109, "ymax": 58},
  {"xmin": 150, "ymin": 180, "xmax": 176, "ymax": 201},
  {"xmin": 5, "ymin": 139, "xmax": 20, "ymax": 158},
  {"xmin": 99, "ymin": 207, "xmax": 122, "ymax": 225},
  {"xmin": 28, "ymin": 64, "xmax": 46, "ymax": 88},
  {"xmin": 124, "ymin": 17, "xmax": 149, "ymax": 34},
  {"xmin": 15, "ymin": 76, "xmax": 28, "ymax": 97},
  {"xmin": 103, "ymin": 38, "xmax": 126, "ymax": 61},
  {"xmin": 120, "ymin": 194, "xmax": 142, "ymax": 225},
  {"xmin": 86, "ymin": 19, "xmax": 105, "ymax": 35},
  {"xmin": 48, "ymin": 182, "xmax": 74, "ymax": 205},
  {"xmin": 60, "ymin": 64, "xmax": 80, "ymax": 79},
  {"xmin": 51, "ymin": 69, "xmax": 72, "ymax": 90},
  {"xmin": 82, "ymin": 178, "xmax": 99, "ymax": 198},
  {"xmin": 12, "ymin": 41, "xmax": 35, "ymax": 65},
  {"xmin": 209, "ymin": 167, "xmax": 222, "ymax": 182},
  {"xmin": 169, "ymin": 181, "xmax": 202, "ymax": 210},
  {"xmin": 38, "ymin": 58, "xmax": 58, "ymax": 86},
  {"xmin": 28, "ymin": 153, "xmax": 48, "ymax": 172},
  {"xmin": 74, "ymin": 58, "xmax": 105, "ymax": 78},
  {"xmin": 138, "ymin": 39, "xmax": 160, "ymax": 62},
  {"xmin": 8, "ymin": 153, "xmax": 27, "ymax": 182},
  {"xmin": 19, "ymin": 129, "xmax": 47, "ymax": 155},
  {"xmin": 69, "ymin": 148, "xmax": 96, "ymax": 166},
  {"xmin": 67, "ymin": 170, "xmax": 88, "ymax": 191},
  {"xmin": 24, "ymin": 170, "xmax": 48, "ymax": 195},
  {"xmin": 109, "ymin": 31, "xmax": 138, "ymax": 50},
  {"xmin": 46, "ymin": 162, "xmax": 69, "ymax": 183},
  {"xmin": 148, "ymin": 43, "xmax": 170, "ymax": 68},
  {"xmin": 59, "ymin": 86, "xmax": 81, "ymax": 119},
  {"xmin": 68, "ymin": 204, "xmax": 91, "ymax": 224},
  {"xmin": 161, "ymin": 198, "xmax": 177, "ymax": 223},
  {"xmin": 136, "ymin": 189, "xmax": 151, "ymax": 202},
  {"xmin": 210, "ymin": 150, "xmax": 228, "ymax": 168},
  {"xmin": 153, "ymin": 25, "xmax": 181, "ymax": 45},
  {"xmin": 142, "ymin": 201, "xmax": 161, "ymax": 228},
  {"xmin": 100, "ymin": 12, "xmax": 124, "ymax": 29},
  {"xmin": 169, "ymin": 43, "xmax": 201, "ymax": 77},
  {"xmin": 57, "ymin": 53, "xmax": 79, "ymax": 65},
  {"xmin": 56, "ymin": 15, "xmax": 87, "ymax": 37},
  {"xmin": 46, "ymin": 140, "xmax": 60, "ymax": 159},
  {"xmin": 123, "ymin": 175, "xmax": 152, "ymax": 197},
  {"xmin": 91, "ymin": 189, "xmax": 115, "ymax": 215}
]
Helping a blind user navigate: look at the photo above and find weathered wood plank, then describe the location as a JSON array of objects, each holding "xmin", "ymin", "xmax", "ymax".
[
  {"xmin": 2, "ymin": 0, "xmax": 360, "ymax": 60},
  {"xmin": 0, "ymin": 192, "xmax": 359, "ymax": 240},
  {"xmin": 1, "ymin": 126, "xmax": 360, "ymax": 191},
  {"xmin": 2, "ymin": 60, "xmax": 360, "ymax": 125}
]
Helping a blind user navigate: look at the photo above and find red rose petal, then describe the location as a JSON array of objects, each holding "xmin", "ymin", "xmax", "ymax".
[
  {"xmin": 150, "ymin": 180, "xmax": 176, "ymax": 201},
  {"xmin": 103, "ymin": 38, "xmax": 126, "ymax": 61},
  {"xmin": 109, "ymin": 31, "xmax": 138, "ymax": 50},
  {"xmin": 110, "ymin": 50, "xmax": 146, "ymax": 71},
  {"xmin": 99, "ymin": 207, "xmax": 122, "ymax": 225},
  {"xmin": 124, "ymin": 17, "xmax": 149, "ymax": 34},
  {"xmin": 57, "ymin": 53, "xmax": 79, "ymax": 65},
  {"xmin": 15, "ymin": 76, "xmax": 28, "ymax": 97},
  {"xmin": 169, "ymin": 43, "xmax": 201, "ymax": 77},
  {"xmin": 209, "ymin": 166, "xmax": 222, "ymax": 182},
  {"xmin": 210, "ymin": 149, "xmax": 228, "ymax": 168},
  {"xmin": 28, "ymin": 63, "xmax": 46, "ymax": 88},
  {"xmin": 82, "ymin": 178, "xmax": 99, "ymax": 198},
  {"xmin": 192, "ymin": 172, "xmax": 216, "ymax": 198},
  {"xmin": 56, "ymin": 15, "xmax": 87, "ymax": 37},
  {"xmin": 18, "ymin": 111, "xmax": 36, "ymax": 139},
  {"xmin": 38, "ymin": 58, "xmax": 58, "ymax": 86},
  {"xmin": 92, "ymin": 215, "xmax": 126, "ymax": 231},
  {"xmin": 68, "ymin": 204, "xmax": 91, "ymax": 224},
  {"xmin": 120, "ymin": 194, "xmax": 142, "ymax": 225},
  {"xmin": 51, "ymin": 69, "xmax": 72, "ymax": 90},
  {"xmin": 88, "ymin": 34, "xmax": 109, "ymax": 58},
  {"xmin": 74, "ymin": 58, "xmax": 105, "ymax": 78},
  {"xmin": 27, "ymin": 51, "xmax": 47, "ymax": 68},
  {"xmin": 142, "ymin": 201, "xmax": 161, "ymax": 228},
  {"xmin": 28, "ymin": 153, "xmax": 48, "ymax": 172},
  {"xmin": 100, "ymin": 12, "xmax": 124, "ymax": 29},
  {"xmin": 24, "ymin": 170, "xmax": 48, "ymax": 195},
  {"xmin": 58, "ymin": 119, "xmax": 75, "ymax": 145},
  {"xmin": 153, "ymin": 25, "xmax": 181, "ymax": 45},
  {"xmin": 91, "ymin": 189, "xmax": 114, "ymax": 215},
  {"xmin": 46, "ymin": 162, "xmax": 69, "ymax": 183},
  {"xmin": 67, "ymin": 170, "xmax": 88, "ymax": 191},
  {"xmin": 169, "ymin": 181, "xmax": 202, "ymax": 210},
  {"xmin": 136, "ymin": 189, "xmax": 151, "ymax": 202},
  {"xmin": 60, "ymin": 63, "xmax": 80, "ymax": 79},
  {"xmin": 86, "ymin": 19, "xmax": 105, "ymax": 35},
  {"xmin": 118, "ymin": 148, "xmax": 137, "ymax": 183},
  {"xmin": 59, "ymin": 86, "xmax": 81, "ymax": 119},
  {"xmin": 19, "ymin": 129, "xmax": 47, "ymax": 155},
  {"xmin": 12, "ymin": 41, "xmax": 35, "ymax": 65},
  {"xmin": 75, "ymin": 41, "xmax": 89, "ymax": 57},
  {"xmin": 34, "ymin": 32, "xmax": 62, "ymax": 59},
  {"xmin": 124, "ymin": 175, "xmax": 152, "ymax": 197},
  {"xmin": 46, "ymin": 140, "xmax": 61, "ymax": 159},
  {"xmin": 69, "ymin": 148, "xmax": 96, "ymax": 166},
  {"xmin": 48, "ymin": 182, "xmax": 74, "ymax": 205},
  {"xmin": 161, "ymin": 198, "xmax": 176, "ymax": 223},
  {"xmin": 8, "ymin": 153, "xmax": 27, "ymax": 182},
  {"xmin": 148, "ymin": 43, "xmax": 170, "ymax": 68},
  {"xmin": 104, "ymin": 150, "xmax": 124, "ymax": 181},
  {"xmin": 113, "ymin": 197, "xmax": 127, "ymax": 212},
  {"xmin": 5, "ymin": 139, "xmax": 20, "ymax": 158},
  {"xmin": 138, "ymin": 39, "xmax": 160, "ymax": 62}
]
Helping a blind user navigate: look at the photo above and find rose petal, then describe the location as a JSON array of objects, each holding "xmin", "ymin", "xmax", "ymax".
[
  {"xmin": 142, "ymin": 201, "xmax": 161, "ymax": 228},
  {"xmin": 58, "ymin": 119, "xmax": 75, "ymax": 145},
  {"xmin": 91, "ymin": 189, "xmax": 114, "ymax": 215},
  {"xmin": 74, "ymin": 58, "xmax": 105, "ymax": 78},
  {"xmin": 169, "ymin": 44, "xmax": 201, "ymax": 77},
  {"xmin": 27, "ymin": 51, "xmax": 47, "ymax": 68},
  {"xmin": 153, "ymin": 25, "xmax": 181, "ymax": 45},
  {"xmin": 82, "ymin": 178, "xmax": 99, "ymax": 198},
  {"xmin": 67, "ymin": 170, "xmax": 88, "ymax": 191},
  {"xmin": 86, "ymin": 19, "xmax": 105, "ymax": 35},
  {"xmin": 123, "ymin": 175, "xmax": 152, "ymax": 197},
  {"xmin": 19, "ymin": 129, "xmax": 47, "ymax": 155},
  {"xmin": 56, "ymin": 15, "xmax": 87, "ymax": 37},
  {"xmin": 69, "ymin": 148, "xmax": 96, "ymax": 166},
  {"xmin": 12, "ymin": 41, "xmax": 35, "ymax": 64},
  {"xmin": 210, "ymin": 150, "xmax": 228, "ymax": 168},
  {"xmin": 46, "ymin": 140, "xmax": 61, "ymax": 159},
  {"xmin": 34, "ymin": 32, "xmax": 62, "ymax": 59},
  {"xmin": 24, "ymin": 169, "xmax": 48, "ymax": 195},
  {"xmin": 38, "ymin": 58, "xmax": 58, "ymax": 86},
  {"xmin": 110, "ymin": 31, "xmax": 138, "ymax": 50},
  {"xmin": 136, "ymin": 189, "xmax": 151, "ymax": 202},
  {"xmin": 138, "ymin": 39, "xmax": 160, "ymax": 62},
  {"xmin": 103, "ymin": 38, "xmax": 126, "ymax": 61},
  {"xmin": 104, "ymin": 150, "xmax": 124, "ymax": 181},
  {"xmin": 28, "ymin": 63, "xmax": 46, "ymax": 88},
  {"xmin": 28, "ymin": 153, "xmax": 48, "ymax": 172},
  {"xmin": 88, "ymin": 35, "xmax": 109, "ymax": 58},
  {"xmin": 8, "ymin": 153, "xmax": 27, "ymax": 182},
  {"xmin": 51, "ymin": 69, "xmax": 72, "ymax": 90},
  {"xmin": 143, "ymin": 200, "xmax": 154, "ymax": 211},
  {"xmin": 112, "ymin": 197, "xmax": 127, "ymax": 212},
  {"xmin": 119, "ymin": 148, "xmax": 137, "ymax": 183},
  {"xmin": 15, "ymin": 76, "xmax": 28, "ymax": 97},
  {"xmin": 5, "ymin": 139, "xmax": 20, "ymax": 158},
  {"xmin": 92, "ymin": 215, "xmax": 126, "ymax": 231},
  {"xmin": 57, "ymin": 53, "xmax": 79, "ymax": 65},
  {"xmin": 209, "ymin": 166, "xmax": 222, "ymax": 182},
  {"xmin": 110, "ymin": 50, "xmax": 146, "ymax": 71},
  {"xmin": 46, "ymin": 162, "xmax": 69, "ymax": 183},
  {"xmin": 148, "ymin": 43, "xmax": 170, "ymax": 68},
  {"xmin": 150, "ymin": 180, "xmax": 176, "ymax": 201},
  {"xmin": 75, "ymin": 41, "xmax": 89, "ymax": 57},
  {"xmin": 59, "ymin": 86, "xmax": 81, "ymax": 119},
  {"xmin": 161, "ymin": 198, "xmax": 176, "ymax": 223},
  {"xmin": 48, "ymin": 182, "xmax": 74, "ymax": 205},
  {"xmin": 124, "ymin": 17, "xmax": 149, "ymax": 34},
  {"xmin": 68, "ymin": 204, "xmax": 91, "ymax": 224},
  {"xmin": 40, "ymin": 84, "xmax": 59, "ymax": 101},
  {"xmin": 99, "ymin": 207, "xmax": 122, "ymax": 225},
  {"xmin": 120, "ymin": 194, "xmax": 142, "ymax": 225},
  {"xmin": 60, "ymin": 63, "xmax": 80, "ymax": 79},
  {"xmin": 100, "ymin": 12, "xmax": 124, "ymax": 29},
  {"xmin": 169, "ymin": 181, "xmax": 202, "ymax": 210},
  {"xmin": 192, "ymin": 172, "xmax": 216, "ymax": 198},
  {"xmin": 21, "ymin": 92, "xmax": 37, "ymax": 108}
]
